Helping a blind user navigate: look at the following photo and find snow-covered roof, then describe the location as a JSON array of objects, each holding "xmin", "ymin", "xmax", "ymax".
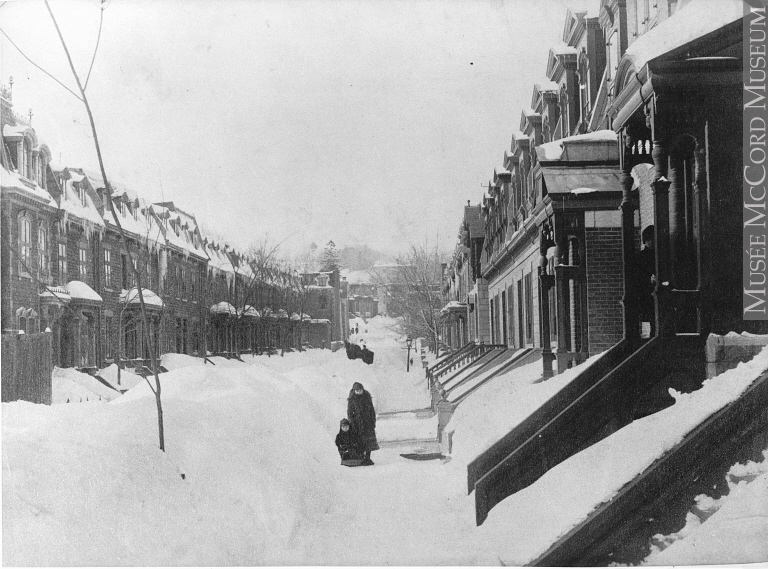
[
  {"xmin": 66, "ymin": 280, "xmax": 102, "ymax": 303},
  {"xmin": 2, "ymin": 124, "xmax": 32, "ymax": 139},
  {"xmin": 59, "ymin": 175, "xmax": 106, "ymax": 228},
  {"xmin": 119, "ymin": 288, "xmax": 164, "ymax": 307},
  {"xmin": 536, "ymin": 130, "xmax": 618, "ymax": 161},
  {"xmin": 340, "ymin": 269, "xmax": 373, "ymax": 285},
  {"xmin": 551, "ymin": 43, "xmax": 578, "ymax": 56},
  {"xmin": 205, "ymin": 243, "xmax": 236, "ymax": 275},
  {"xmin": 242, "ymin": 306, "xmax": 261, "ymax": 319},
  {"xmin": 210, "ymin": 301, "xmax": 237, "ymax": 315},
  {"xmin": 625, "ymin": 0, "xmax": 742, "ymax": 71},
  {"xmin": 39, "ymin": 286, "xmax": 71, "ymax": 303},
  {"xmin": 0, "ymin": 166, "xmax": 55, "ymax": 206},
  {"xmin": 535, "ymin": 80, "xmax": 560, "ymax": 93}
]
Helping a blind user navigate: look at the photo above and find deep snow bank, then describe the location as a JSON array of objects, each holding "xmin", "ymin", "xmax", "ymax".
[{"xmin": 478, "ymin": 346, "xmax": 768, "ymax": 565}]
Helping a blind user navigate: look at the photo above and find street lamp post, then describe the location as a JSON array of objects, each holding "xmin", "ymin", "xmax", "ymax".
[{"xmin": 406, "ymin": 336, "xmax": 412, "ymax": 372}]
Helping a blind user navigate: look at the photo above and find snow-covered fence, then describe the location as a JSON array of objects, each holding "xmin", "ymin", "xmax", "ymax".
[{"xmin": 1, "ymin": 331, "xmax": 53, "ymax": 405}]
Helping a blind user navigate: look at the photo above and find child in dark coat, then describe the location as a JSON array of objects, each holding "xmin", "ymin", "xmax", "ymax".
[{"xmin": 335, "ymin": 418, "xmax": 362, "ymax": 463}]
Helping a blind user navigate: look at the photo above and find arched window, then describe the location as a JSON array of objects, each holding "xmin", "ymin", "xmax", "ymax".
[
  {"xmin": 18, "ymin": 213, "xmax": 31, "ymax": 274},
  {"xmin": 38, "ymin": 223, "xmax": 49, "ymax": 275}
]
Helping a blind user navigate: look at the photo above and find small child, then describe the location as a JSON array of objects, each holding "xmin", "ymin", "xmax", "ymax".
[{"xmin": 335, "ymin": 418, "xmax": 362, "ymax": 463}]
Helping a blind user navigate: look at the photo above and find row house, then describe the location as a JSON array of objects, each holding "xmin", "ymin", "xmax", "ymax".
[
  {"xmin": 301, "ymin": 269, "xmax": 349, "ymax": 348},
  {"xmin": 444, "ymin": 0, "xmax": 768, "ymax": 383},
  {"xmin": 1, "ymin": 88, "xmax": 336, "ymax": 377},
  {"xmin": 439, "ymin": 202, "xmax": 487, "ymax": 349},
  {"xmin": 471, "ymin": 7, "xmax": 628, "ymax": 378},
  {"xmin": 348, "ymin": 283, "xmax": 378, "ymax": 319},
  {"xmin": 603, "ymin": 0, "xmax": 762, "ymax": 338}
]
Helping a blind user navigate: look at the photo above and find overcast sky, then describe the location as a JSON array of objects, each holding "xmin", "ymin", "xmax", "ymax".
[{"xmin": 1, "ymin": 0, "xmax": 597, "ymax": 256}]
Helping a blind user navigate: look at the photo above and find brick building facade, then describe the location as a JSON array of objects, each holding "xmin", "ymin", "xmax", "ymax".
[{"xmin": 1, "ymin": 88, "xmax": 337, "ymax": 375}]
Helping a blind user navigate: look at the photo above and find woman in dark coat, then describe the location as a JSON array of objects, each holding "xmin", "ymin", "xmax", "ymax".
[
  {"xmin": 335, "ymin": 418, "xmax": 362, "ymax": 462},
  {"xmin": 347, "ymin": 382, "xmax": 379, "ymax": 465}
]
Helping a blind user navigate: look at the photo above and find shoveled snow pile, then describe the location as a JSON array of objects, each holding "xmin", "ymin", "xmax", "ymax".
[
  {"xmin": 51, "ymin": 372, "xmax": 104, "ymax": 404},
  {"xmin": 3, "ymin": 323, "xmax": 489, "ymax": 566},
  {"xmin": 161, "ymin": 352, "xmax": 206, "ymax": 371},
  {"xmin": 478, "ymin": 346, "xmax": 768, "ymax": 565},
  {"xmin": 644, "ymin": 450, "xmax": 768, "ymax": 565},
  {"xmin": 446, "ymin": 351, "xmax": 605, "ymax": 464},
  {"xmin": 98, "ymin": 364, "xmax": 146, "ymax": 391},
  {"xmin": 51, "ymin": 367, "xmax": 120, "ymax": 403}
]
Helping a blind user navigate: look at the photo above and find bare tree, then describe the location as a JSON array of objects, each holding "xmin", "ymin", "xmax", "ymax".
[
  {"xmin": 45, "ymin": 0, "xmax": 166, "ymax": 450},
  {"xmin": 373, "ymin": 242, "xmax": 445, "ymax": 353}
]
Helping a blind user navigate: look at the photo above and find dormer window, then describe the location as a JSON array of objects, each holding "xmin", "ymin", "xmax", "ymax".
[
  {"xmin": 73, "ymin": 182, "xmax": 87, "ymax": 207},
  {"xmin": 120, "ymin": 201, "xmax": 127, "ymax": 217},
  {"xmin": 133, "ymin": 206, "xmax": 138, "ymax": 221}
]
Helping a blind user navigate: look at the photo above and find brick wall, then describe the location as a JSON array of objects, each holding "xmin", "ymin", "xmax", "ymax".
[
  {"xmin": 585, "ymin": 227, "xmax": 624, "ymax": 353},
  {"xmin": 1, "ymin": 195, "xmax": 56, "ymax": 332}
]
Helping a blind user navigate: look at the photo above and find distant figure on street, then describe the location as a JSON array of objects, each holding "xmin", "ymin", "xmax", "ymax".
[
  {"xmin": 347, "ymin": 382, "xmax": 379, "ymax": 465},
  {"xmin": 361, "ymin": 344, "xmax": 374, "ymax": 365},
  {"xmin": 637, "ymin": 225, "xmax": 656, "ymax": 338},
  {"xmin": 335, "ymin": 418, "xmax": 362, "ymax": 463}
]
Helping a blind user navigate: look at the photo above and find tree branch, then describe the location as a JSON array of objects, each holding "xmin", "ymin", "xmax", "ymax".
[
  {"xmin": 83, "ymin": 2, "xmax": 105, "ymax": 92},
  {"xmin": 0, "ymin": 27, "xmax": 83, "ymax": 101}
]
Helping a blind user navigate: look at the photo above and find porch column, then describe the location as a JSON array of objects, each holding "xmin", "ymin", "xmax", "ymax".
[
  {"xmin": 668, "ymin": 152, "xmax": 686, "ymax": 288},
  {"xmin": 652, "ymin": 138, "xmax": 673, "ymax": 337},
  {"xmin": 620, "ymin": 134, "xmax": 640, "ymax": 341},
  {"xmin": 577, "ymin": 235, "xmax": 589, "ymax": 357},
  {"xmin": 694, "ymin": 139, "xmax": 710, "ymax": 334},
  {"xmin": 538, "ymin": 225, "xmax": 555, "ymax": 378},
  {"xmin": 552, "ymin": 215, "xmax": 570, "ymax": 372}
]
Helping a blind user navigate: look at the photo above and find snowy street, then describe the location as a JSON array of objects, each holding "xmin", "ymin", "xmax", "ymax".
[
  {"xmin": 3, "ymin": 317, "xmax": 493, "ymax": 565},
  {"xmin": 4, "ymin": 316, "xmax": 768, "ymax": 565}
]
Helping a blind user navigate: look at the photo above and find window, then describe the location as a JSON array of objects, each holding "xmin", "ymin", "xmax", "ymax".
[
  {"xmin": 74, "ymin": 183, "xmax": 87, "ymax": 207},
  {"xmin": 78, "ymin": 247, "xmax": 88, "ymax": 280},
  {"xmin": 104, "ymin": 249, "xmax": 112, "ymax": 288},
  {"xmin": 38, "ymin": 224, "xmax": 49, "ymax": 274},
  {"xmin": 19, "ymin": 139, "xmax": 30, "ymax": 178},
  {"xmin": 517, "ymin": 279, "xmax": 524, "ymax": 346},
  {"xmin": 121, "ymin": 254, "xmax": 129, "ymax": 289},
  {"xmin": 176, "ymin": 317, "xmax": 183, "ymax": 353},
  {"xmin": 501, "ymin": 290, "xmax": 508, "ymax": 345},
  {"xmin": 132, "ymin": 258, "xmax": 138, "ymax": 287},
  {"xmin": 176, "ymin": 266, "xmax": 182, "ymax": 299},
  {"xmin": 39, "ymin": 157, "xmax": 47, "ymax": 189},
  {"xmin": 18, "ymin": 215, "xmax": 31, "ymax": 274},
  {"xmin": 181, "ymin": 266, "xmax": 187, "ymax": 299},
  {"xmin": 490, "ymin": 297, "xmax": 495, "ymax": 344},
  {"xmin": 524, "ymin": 273, "xmax": 534, "ymax": 344},
  {"xmin": 104, "ymin": 316, "xmax": 113, "ymax": 359},
  {"xmin": 58, "ymin": 242, "xmax": 68, "ymax": 284},
  {"xmin": 319, "ymin": 293, "xmax": 328, "ymax": 310}
]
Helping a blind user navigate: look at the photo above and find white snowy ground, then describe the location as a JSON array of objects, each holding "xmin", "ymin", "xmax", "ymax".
[{"xmin": 3, "ymin": 316, "xmax": 768, "ymax": 565}]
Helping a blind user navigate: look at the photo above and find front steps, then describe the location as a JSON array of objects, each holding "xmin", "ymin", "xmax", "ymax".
[
  {"xmin": 469, "ymin": 335, "xmax": 709, "ymax": 525},
  {"xmin": 532, "ymin": 368, "xmax": 768, "ymax": 565}
]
